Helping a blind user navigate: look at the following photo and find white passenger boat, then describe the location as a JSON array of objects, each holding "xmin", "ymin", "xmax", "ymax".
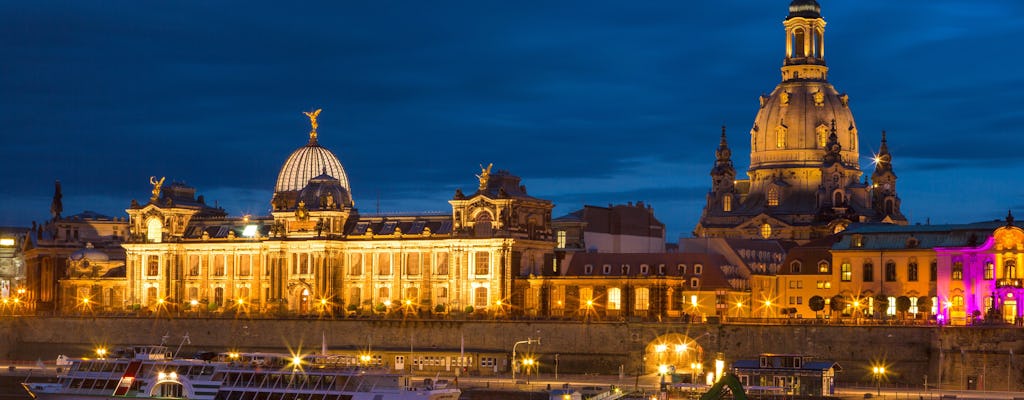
[{"xmin": 23, "ymin": 345, "xmax": 461, "ymax": 400}]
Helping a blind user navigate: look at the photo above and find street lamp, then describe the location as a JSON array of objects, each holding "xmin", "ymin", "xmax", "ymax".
[
  {"xmin": 511, "ymin": 337, "xmax": 540, "ymax": 382},
  {"xmin": 522, "ymin": 358, "xmax": 535, "ymax": 382},
  {"xmin": 872, "ymin": 365, "xmax": 886, "ymax": 395}
]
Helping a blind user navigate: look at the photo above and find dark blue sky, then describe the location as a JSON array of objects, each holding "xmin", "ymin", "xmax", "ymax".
[{"xmin": 3, "ymin": 1, "xmax": 1023, "ymax": 239}]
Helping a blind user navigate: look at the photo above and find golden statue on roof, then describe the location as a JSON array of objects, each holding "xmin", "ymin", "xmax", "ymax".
[
  {"xmin": 476, "ymin": 163, "xmax": 493, "ymax": 191},
  {"xmin": 149, "ymin": 176, "xmax": 165, "ymax": 203},
  {"xmin": 304, "ymin": 109, "xmax": 321, "ymax": 132}
]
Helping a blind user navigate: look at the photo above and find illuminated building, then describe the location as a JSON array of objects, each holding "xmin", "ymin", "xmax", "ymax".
[
  {"xmin": 0, "ymin": 227, "xmax": 27, "ymax": 301},
  {"xmin": 116, "ymin": 112, "xmax": 555, "ymax": 315},
  {"xmin": 695, "ymin": 0, "xmax": 907, "ymax": 242},
  {"xmin": 552, "ymin": 202, "xmax": 666, "ymax": 253}
]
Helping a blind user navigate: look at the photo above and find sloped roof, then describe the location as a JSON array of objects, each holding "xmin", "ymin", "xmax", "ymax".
[{"xmin": 562, "ymin": 252, "xmax": 736, "ymax": 290}]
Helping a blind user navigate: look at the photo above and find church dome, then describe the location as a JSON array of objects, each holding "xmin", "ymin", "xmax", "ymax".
[
  {"xmin": 295, "ymin": 172, "xmax": 354, "ymax": 209},
  {"xmin": 749, "ymin": 81, "xmax": 860, "ymax": 172},
  {"xmin": 69, "ymin": 243, "xmax": 110, "ymax": 262},
  {"xmin": 274, "ymin": 114, "xmax": 351, "ymax": 194}
]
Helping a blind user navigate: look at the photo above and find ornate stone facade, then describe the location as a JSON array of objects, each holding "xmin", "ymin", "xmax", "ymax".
[{"xmin": 695, "ymin": 0, "xmax": 907, "ymax": 242}]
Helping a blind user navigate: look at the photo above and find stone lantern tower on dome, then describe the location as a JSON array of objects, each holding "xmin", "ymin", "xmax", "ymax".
[{"xmin": 694, "ymin": 0, "xmax": 907, "ymax": 242}]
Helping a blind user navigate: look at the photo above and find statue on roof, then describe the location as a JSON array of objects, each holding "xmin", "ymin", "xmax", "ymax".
[
  {"xmin": 476, "ymin": 163, "xmax": 493, "ymax": 191},
  {"xmin": 304, "ymin": 108, "xmax": 322, "ymax": 133},
  {"xmin": 149, "ymin": 176, "xmax": 165, "ymax": 203}
]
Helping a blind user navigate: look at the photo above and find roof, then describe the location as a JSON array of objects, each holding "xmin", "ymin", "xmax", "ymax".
[
  {"xmin": 833, "ymin": 221, "xmax": 1006, "ymax": 250},
  {"xmin": 561, "ymin": 252, "xmax": 736, "ymax": 290}
]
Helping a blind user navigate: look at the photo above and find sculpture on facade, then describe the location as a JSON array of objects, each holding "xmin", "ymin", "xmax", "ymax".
[
  {"xmin": 149, "ymin": 176, "xmax": 165, "ymax": 203},
  {"xmin": 476, "ymin": 163, "xmax": 493, "ymax": 191},
  {"xmin": 304, "ymin": 108, "xmax": 322, "ymax": 133}
]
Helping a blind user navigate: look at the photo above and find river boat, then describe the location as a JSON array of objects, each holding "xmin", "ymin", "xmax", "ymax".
[{"xmin": 23, "ymin": 345, "xmax": 461, "ymax": 400}]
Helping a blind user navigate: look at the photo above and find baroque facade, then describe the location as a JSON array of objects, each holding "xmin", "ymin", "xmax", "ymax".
[
  {"xmin": 695, "ymin": 0, "xmax": 907, "ymax": 242},
  {"xmin": 116, "ymin": 113, "xmax": 555, "ymax": 316}
]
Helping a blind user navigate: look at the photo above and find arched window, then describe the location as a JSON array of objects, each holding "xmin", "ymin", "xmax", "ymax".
[
  {"xmin": 792, "ymin": 28, "xmax": 806, "ymax": 57},
  {"xmin": 790, "ymin": 261, "xmax": 802, "ymax": 273},
  {"xmin": 1007, "ymin": 260, "xmax": 1017, "ymax": 279},
  {"xmin": 474, "ymin": 212, "xmax": 493, "ymax": 237},
  {"xmin": 833, "ymin": 191, "xmax": 844, "ymax": 206},
  {"xmin": 584, "ymin": 264, "xmax": 594, "ymax": 274},
  {"xmin": 147, "ymin": 218, "xmax": 162, "ymax": 243},
  {"xmin": 816, "ymin": 124, "xmax": 828, "ymax": 148},
  {"xmin": 767, "ymin": 187, "xmax": 780, "ymax": 207},
  {"xmin": 812, "ymin": 29, "xmax": 822, "ymax": 58},
  {"xmin": 885, "ymin": 261, "xmax": 897, "ymax": 281},
  {"xmin": 908, "ymin": 260, "xmax": 919, "ymax": 281},
  {"xmin": 723, "ymin": 195, "xmax": 732, "ymax": 212},
  {"xmin": 760, "ymin": 223, "xmax": 772, "ymax": 239},
  {"xmin": 863, "ymin": 261, "xmax": 874, "ymax": 282},
  {"xmin": 607, "ymin": 288, "xmax": 621, "ymax": 311},
  {"xmin": 775, "ymin": 126, "xmax": 787, "ymax": 148}
]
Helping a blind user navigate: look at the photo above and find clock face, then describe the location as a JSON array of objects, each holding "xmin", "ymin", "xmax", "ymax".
[{"xmin": 884, "ymin": 183, "xmax": 891, "ymax": 190}]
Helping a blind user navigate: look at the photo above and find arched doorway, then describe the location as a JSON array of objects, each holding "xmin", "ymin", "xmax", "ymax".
[{"xmin": 644, "ymin": 333, "xmax": 708, "ymax": 383}]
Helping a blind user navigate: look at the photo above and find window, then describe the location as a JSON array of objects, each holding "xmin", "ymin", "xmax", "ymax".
[
  {"xmin": 952, "ymin": 262, "xmax": 963, "ymax": 280},
  {"xmin": 690, "ymin": 278, "xmax": 700, "ymax": 289},
  {"xmin": 952, "ymin": 295, "xmax": 964, "ymax": 307},
  {"xmin": 984, "ymin": 261, "xmax": 994, "ymax": 280},
  {"xmin": 816, "ymin": 280, "xmax": 831, "ymax": 289},
  {"xmin": 790, "ymin": 261, "xmax": 802, "ymax": 273},
  {"xmin": 188, "ymin": 255, "xmax": 200, "ymax": 276},
  {"xmin": 603, "ymin": 264, "xmax": 611, "ymax": 275},
  {"xmin": 607, "ymin": 288, "xmax": 621, "ymax": 311},
  {"xmin": 579, "ymin": 287, "xmax": 593, "ymax": 308},
  {"xmin": 885, "ymin": 261, "xmax": 897, "ymax": 282},
  {"xmin": 436, "ymin": 253, "xmax": 449, "ymax": 276},
  {"xmin": 146, "ymin": 218, "xmax": 162, "ymax": 243},
  {"xmin": 1006, "ymin": 260, "xmax": 1018, "ymax": 279},
  {"xmin": 851, "ymin": 235, "xmax": 863, "ymax": 248},
  {"xmin": 349, "ymin": 288, "xmax": 361, "ymax": 307},
  {"xmin": 556, "ymin": 231, "xmax": 566, "ymax": 248},
  {"xmin": 760, "ymin": 223, "xmax": 772, "ymax": 239},
  {"xmin": 910, "ymin": 297, "xmax": 919, "ymax": 314},
  {"xmin": 377, "ymin": 253, "xmax": 391, "ymax": 275},
  {"xmin": 775, "ymin": 126, "xmax": 786, "ymax": 149},
  {"xmin": 658, "ymin": 264, "xmax": 665, "ymax": 275},
  {"xmin": 378, "ymin": 287, "xmax": 390, "ymax": 302},
  {"xmin": 621, "ymin": 264, "xmax": 630, "ymax": 275},
  {"xmin": 723, "ymin": 195, "xmax": 732, "ymax": 212},
  {"xmin": 789, "ymin": 280, "xmax": 803, "ymax": 289},
  {"xmin": 694, "ymin": 264, "xmax": 703, "ymax": 275},
  {"xmin": 550, "ymin": 287, "xmax": 565, "ymax": 310},
  {"xmin": 863, "ymin": 262, "xmax": 874, "ymax": 282},
  {"xmin": 350, "ymin": 254, "xmax": 362, "ymax": 276},
  {"xmin": 407, "ymin": 253, "xmax": 421, "ymax": 275},
  {"xmin": 405, "ymin": 287, "xmax": 418, "ymax": 302},
  {"xmin": 147, "ymin": 256, "xmax": 159, "ymax": 277},
  {"xmin": 639, "ymin": 264, "xmax": 649, "ymax": 275},
  {"xmin": 930, "ymin": 260, "xmax": 937, "ymax": 282},
  {"xmin": 584, "ymin": 264, "xmax": 594, "ymax": 274},
  {"xmin": 767, "ymin": 188, "xmax": 779, "ymax": 207},
  {"xmin": 887, "ymin": 296, "xmax": 897, "ymax": 316},
  {"xmin": 818, "ymin": 261, "xmax": 830, "ymax": 273},
  {"xmin": 908, "ymin": 261, "xmax": 919, "ymax": 282},
  {"xmin": 678, "ymin": 264, "xmax": 687, "ymax": 275},
  {"xmin": 634, "ymin": 287, "xmax": 650, "ymax": 311},
  {"xmin": 840, "ymin": 262, "xmax": 852, "ymax": 282},
  {"xmin": 239, "ymin": 255, "xmax": 251, "ymax": 276},
  {"xmin": 474, "ymin": 287, "xmax": 488, "ymax": 308},
  {"xmin": 475, "ymin": 252, "xmax": 489, "ymax": 275},
  {"xmin": 213, "ymin": 255, "xmax": 225, "ymax": 277}
]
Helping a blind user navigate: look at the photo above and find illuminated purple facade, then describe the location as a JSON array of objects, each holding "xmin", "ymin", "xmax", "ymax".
[{"xmin": 934, "ymin": 219, "xmax": 1024, "ymax": 325}]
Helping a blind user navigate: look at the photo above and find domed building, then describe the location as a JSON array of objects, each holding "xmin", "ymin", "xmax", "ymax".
[
  {"xmin": 694, "ymin": 0, "xmax": 907, "ymax": 242},
  {"xmin": 118, "ymin": 111, "xmax": 556, "ymax": 316}
]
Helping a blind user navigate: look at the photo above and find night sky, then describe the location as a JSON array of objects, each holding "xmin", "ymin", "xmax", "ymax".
[{"xmin": 3, "ymin": 1, "xmax": 1023, "ymax": 239}]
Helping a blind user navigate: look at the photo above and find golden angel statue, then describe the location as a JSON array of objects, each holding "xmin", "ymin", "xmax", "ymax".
[
  {"xmin": 476, "ymin": 163, "xmax": 493, "ymax": 190},
  {"xmin": 304, "ymin": 109, "xmax": 322, "ymax": 133},
  {"xmin": 149, "ymin": 176, "xmax": 165, "ymax": 202}
]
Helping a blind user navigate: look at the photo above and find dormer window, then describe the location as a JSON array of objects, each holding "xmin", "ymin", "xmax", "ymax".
[
  {"xmin": 678, "ymin": 264, "xmax": 687, "ymax": 275},
  {"xmin": 584, "ymin": 264, "xmax": 594, "ymax": 275},
  {"xmin": 640, "ymin": 264, "xmax": 649, "ymax": 275},
  {"xmin": 658, "ymin": 264, "xmax": 666, "ymax": 275},
  {"xmin": 791, "ymin": 261, "xmax": 802, "ymax": 273},
  {"xmin": 694, "ymin": 264, "xmax": 703, "ymax": 275},
  {"xmin": 690, "ymin": 278, "xmax": 700, "ymax": 289},
  {"xmin": 603, "ymin": 264, "xmax": 611, "ymax": 275},
  {"xmin": 621, "ymin": 264, "xmax": 630, "ymax": 275}
]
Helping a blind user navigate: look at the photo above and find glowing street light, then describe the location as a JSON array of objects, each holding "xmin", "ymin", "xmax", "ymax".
[{"xmin": 872, "ymin": 365, "xmax": 887, "ymax": 395}]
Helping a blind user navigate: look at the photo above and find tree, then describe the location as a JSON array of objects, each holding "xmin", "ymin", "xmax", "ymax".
[
  {"xmin": 830, "ymin": 295, "xmax": 845, "ymax": 318},
  {"xmin": 809, "ymin": 296, "xmax": 826, "ymax": 317},
  {"xmin": 896, "ymin": 296, "xmax": 912, "ymax": 319},
  {"xmin": 874, "ymin": 294, "xmax": 890, "ymax": 318},
  {"xmin": 917, "ymin": 296, "xmax": 932, "ymax": 318}
]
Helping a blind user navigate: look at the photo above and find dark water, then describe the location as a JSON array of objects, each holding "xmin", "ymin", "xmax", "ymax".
[{"xmin": 0, "ymin": 375, "xmax": 36, "ymax": 399}]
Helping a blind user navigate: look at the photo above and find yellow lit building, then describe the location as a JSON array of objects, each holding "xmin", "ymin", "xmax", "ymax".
[{"xmin": 116, "ymin": 113, "xmax": 555, "ymax": 315}]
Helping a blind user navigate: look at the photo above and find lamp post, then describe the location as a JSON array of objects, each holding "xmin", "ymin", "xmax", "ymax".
[
  {"xmin": 511, "ymin": 337, "xmax": 540, "ymax": 382},
  {"xmin": 872, "ymin": 366, "xmax": 886, "ymax": 396}
]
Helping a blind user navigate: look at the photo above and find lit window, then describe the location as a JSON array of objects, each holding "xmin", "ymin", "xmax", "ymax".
[
  {"xmin": 579, "ymin": 287, "xmax": 593, "ymax": 309},
  {"xmin": 984, "ymin": 261, "xmax": 994, "ymax": 280},
  {"xmin": 818, "ymin": 261, "xmax": 830, "ymax": 273},
  {"xmin": 887, "ymin": 296, "xmax": 896, "ymax": 316},
  {"xmin": 840, "ymin": 262, "xmax": 852, "ymax": 282},
  {"xmin": 723, "ymin": 196, "xmax": 732, "ymax": 212},
  {"xmin": 634, "ymin": 287, "xmax": 649, "ymax": 311},
  {"xmin": 556, "ymin": 231, "xmax": 566, "ymax": 248},
  {"xmin": 607, "ymin": 288, "xmax": 621, "ymax": 311},
  {"xmin": 760, "ymin": 224, "xmax": 772, "ymax": 239},
  {"xmin": 147, "ymin": 218, "xmax": 163, "ymax": 243},
  {"xmin": 767, "ymin": 187, "xmax": 780, "ymax": 207},
  {"xmin": 775, "ymin": 125, "xmax": 787, "ymax": 148},
  {"xmin": 952, "ymin": 262, "xmax": 963, "ymax": 281}
]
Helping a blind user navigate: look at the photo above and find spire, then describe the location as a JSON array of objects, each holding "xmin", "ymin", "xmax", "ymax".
[
  {"xmin": 822, "ymin": 119, "xmax": 842, "ymax": 164},
  {"xmin": 873, "ymin": 130, "xmax": 893, "ymax": 173},
  {"xmin": 50, "ymin": 179, "xmax": 63, "ymax": 220},
  {"xmin": 1008, "ymin": 210, "xmax": 1015, "ymax": 227},
  {"xmin": 787, "ymin": 0, "xmax": 821, "ymax": 20},
  {"xmin": 715, "ymin": 125, "xmax": 732, "ymax": 163}
]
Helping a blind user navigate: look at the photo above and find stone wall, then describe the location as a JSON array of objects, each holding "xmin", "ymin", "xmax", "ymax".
[{"xmin": 0, "ymin": 318, "xmax": 1020, "ymax": 390}]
